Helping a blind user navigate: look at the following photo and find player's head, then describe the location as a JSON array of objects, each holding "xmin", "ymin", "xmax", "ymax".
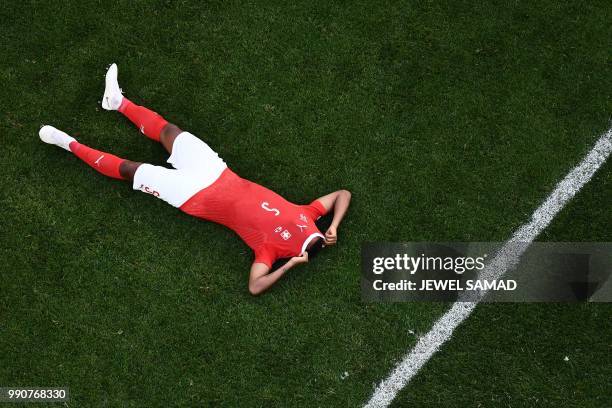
[
  {"xmin": 270, "ymin": 237, "xmax": 326, "ymax": 271},
  {"xmin": 305, "ymin": 236, "xmax": 325, "ymax": 259},
  {"xmin": 270, "ymin": 214, "xmax": 332, "ymax": 270}
]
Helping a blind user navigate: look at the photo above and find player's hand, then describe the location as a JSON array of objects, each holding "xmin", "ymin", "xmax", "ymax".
[
  {"xmin": 324, "ymin": 226, "xmax": 337, "ymax": 245},
  {"xmin": 290, "ymin": 252, "xmax": 309, "ymax": 265}
]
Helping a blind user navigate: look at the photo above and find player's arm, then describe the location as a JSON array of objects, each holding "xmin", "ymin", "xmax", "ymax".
[
  {"xmin": 248, "ymin": 252, "xmax": 309, "ymax": 296},
  {"xmin": 314, "ymin": 189, "xmax": 352, "ymax": 245}
]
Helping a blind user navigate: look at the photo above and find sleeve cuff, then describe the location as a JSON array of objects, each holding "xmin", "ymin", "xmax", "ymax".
[{"xmin": 311, "ymin": 199, "xmax": 328, "ymax": 216}]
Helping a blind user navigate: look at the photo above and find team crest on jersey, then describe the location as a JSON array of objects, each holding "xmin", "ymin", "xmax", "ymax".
[{"xmin": 273, "ymin": 226, "xmax": 292, "ymax": 240}]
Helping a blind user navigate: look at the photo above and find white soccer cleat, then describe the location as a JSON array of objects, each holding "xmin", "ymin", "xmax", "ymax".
[
  {"xmin": 39, "ymin": 125, "xmax": 76, "ymax": 151},
  {"xmin": 101, "ymin": 63, "xmax": 124, "ymax": 110}
]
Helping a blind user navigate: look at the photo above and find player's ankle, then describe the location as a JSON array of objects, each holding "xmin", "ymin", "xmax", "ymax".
[{"xmin": 118, "ymin": 97, "xmax": 131, "ymax": 113}]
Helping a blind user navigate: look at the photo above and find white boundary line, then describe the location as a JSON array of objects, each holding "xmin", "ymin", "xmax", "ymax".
[{"xmin": 365, "ymin": 127, "xmax": 612, "ymax": 408}]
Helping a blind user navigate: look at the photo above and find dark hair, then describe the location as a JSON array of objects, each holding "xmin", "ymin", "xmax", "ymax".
[{"xmin": 305, "ymin": 236, "xmax": 325, "ymax": 258}]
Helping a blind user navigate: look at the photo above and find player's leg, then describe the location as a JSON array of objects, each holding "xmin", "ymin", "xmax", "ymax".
[
  {"xmin": 100, "ymin": 63, "xmax": 226, "ymax": 172},
  {"xmin": 101, "ymin": 63, "xmax": 180, "ymax": 154},
  {"xmin": 39, "ymin": 125, "xmax": 141, "ymax": 181},
  {"xmin": 159, "ymin": 124, "xmax": 182, "ymax": 154},
  {"xmin": 39, "ymin": 125, "xmax": 200, "ymax": 207}
]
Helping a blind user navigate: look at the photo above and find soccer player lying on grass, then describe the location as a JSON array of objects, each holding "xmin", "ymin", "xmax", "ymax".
[{"xmin": 39, "ymin": 64, "xmax": 351, "ymax": 295}]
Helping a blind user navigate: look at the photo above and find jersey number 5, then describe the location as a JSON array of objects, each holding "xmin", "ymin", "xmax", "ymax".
[{"xmin": 261, "ymin": 201, "xmax": 280, "ymax": 216}]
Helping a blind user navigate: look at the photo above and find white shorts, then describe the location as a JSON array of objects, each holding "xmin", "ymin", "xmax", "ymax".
[{"xmin": 133, "ymin": 132, "xmax": 227, "ymax": 207}]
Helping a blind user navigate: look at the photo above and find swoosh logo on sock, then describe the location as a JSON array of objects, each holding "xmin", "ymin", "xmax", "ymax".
[{"xmin": 94, "ymin": 155, "xmax": 104, "ymax": 166}]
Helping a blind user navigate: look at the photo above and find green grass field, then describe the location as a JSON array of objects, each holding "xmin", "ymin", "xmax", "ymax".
[{"xmin": 1, "ymin": 1, "xmax": 611, "ymax": 406}]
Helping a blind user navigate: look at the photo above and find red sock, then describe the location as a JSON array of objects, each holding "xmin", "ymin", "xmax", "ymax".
[
  {"xmin": 118, "ymin": 97, "xmax": 168, "ymax": 142},
  {"xmin": 69, "ymin": 142, "xmax": 125, "ymax": 180}
]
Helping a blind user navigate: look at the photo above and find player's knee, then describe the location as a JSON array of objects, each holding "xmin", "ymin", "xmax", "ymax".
[
  {"xmin": 160, "ymin": 124, "xmax": 182, "ymax": 153},
  {"xmin": 161, "ymin": 123, "xmax": 182, "ymax": 140},
  {"xmin": 119, "ymin": 161, "xmax": 142, "ymax": 181}
]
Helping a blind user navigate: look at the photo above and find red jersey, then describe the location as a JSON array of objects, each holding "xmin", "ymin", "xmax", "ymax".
[{"xmin": 180, "ymin": 168, "xmax": 327, "ymax": 268}]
